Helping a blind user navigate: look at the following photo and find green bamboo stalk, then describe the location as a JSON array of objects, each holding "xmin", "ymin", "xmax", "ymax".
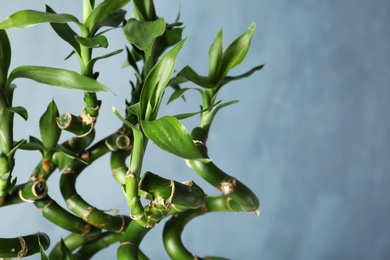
[
  {"xmin": 73, "ymin": 231, "xmax": 122, "ymax": 259},
  {"xmin": 105, "ymin": 134, "xmax": 131, "ymax": 152},
  {"xmin": 0, "ymin": 233, "xmax": 49, "ymax": 258},
  {"xmin": 60, "ymin": 139, "xmax": 130, "ymax": 232},
  {"xmin": 48, "ymin": 232, "xmax": 91, "ymax": 259},
  {"xmin": 163, "ymin": 195, "xmax": 251, "ymax": 259},
  {"xmin": 140, "ymin": 171, "xmax": 205, "ymax": 211},
  {"xmin": 61, "ymin": 129, "xmax": 96, "ymax": 153},
  {"xmin": 117, "ymin": 221, "xmax": 150, "ymax": 260},
  {"xmin": 188, "ymin": 137, "xmax": 259, "ymax": 214},
  {"xmin": 0, "ymin": 181, "xmax": 48, "ymax": 206},
  {"xmin": 17, "ymin": 181, "xmax": 48, "ymax": 202},
  {"xmin": 34, "ymin": 196, "xmax": 101, "ymax": 237}
]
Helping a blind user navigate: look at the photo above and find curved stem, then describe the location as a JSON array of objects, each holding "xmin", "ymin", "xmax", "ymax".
[
  {"xmin": 74, "ymin": 231, "xmax": 122, "ymax": 259},
  {"xmin": 163, "ymin": 195, "xmax": 252, "ymax": 259},
  {"xmin": 117, "ymin": 221, "xmax": 150, "ymax": 260},
  {"xmin": 0, "ymin": 233, "xmax": 50, "ymax": 258},
  {"xmin": 60, "ymin": 138, "xmax": 130, "ymax": 232}
]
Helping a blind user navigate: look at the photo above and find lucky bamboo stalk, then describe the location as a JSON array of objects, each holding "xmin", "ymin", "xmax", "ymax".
[
  {"xmin": 163, "ymin": 195, "xmax": 254, "ymax": 259},
  {"xmin": 73, "ymin": 231, "xmax": 122, "ymax": 259},
  {"xmin": 0, "ymin": 233, "xmax": 50, "ymax": 258},
  {"xmin": 60, "ymin": 139, "xmax": 130, "ymax": 232}
]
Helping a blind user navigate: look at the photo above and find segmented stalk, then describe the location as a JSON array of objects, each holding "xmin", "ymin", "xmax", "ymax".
[
  {"xmin": 73, "ymin": 231, "xmax": 122, "ymax": 259},
  {"xmin": 188, "ymin": 139, "xmax": 259, "ymax": 214},
  {"xmin": 117, "ymin": 221, "xmax": 150, "ymax": 260},
  {"xmin": 0, "ymin": 233, "xmax": 49, "ymax": 258},
  {"xmin": 48, "ymin": 232, "xmax": 92, "ymax": 259},
  {"xmin": 163, "ymin": 195, "xmax": 250, "ymax": 259},
  {"xmin": 60, "ymin": 138, "xmax": 130, "ymax": 232},
  {"xmin": 34, "ymin": 196, "xmax": 101, "ymax": 237}
]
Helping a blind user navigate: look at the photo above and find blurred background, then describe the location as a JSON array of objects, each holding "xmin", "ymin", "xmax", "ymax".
[{"xmin": 1, "ymin": 0, "xmax": 389, "ymax": 259}]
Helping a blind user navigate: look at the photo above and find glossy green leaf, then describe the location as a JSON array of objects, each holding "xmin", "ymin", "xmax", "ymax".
[
  {"xmin": 38, "ymin": 235, "xmax": 49, "ymax": 260},
  {"xmin": 7, "ymin": 66, "xmax": 114, "ymax": 93},
  {"xmin": 8, "ymin": 139, "xmax": 27, "ymax": 157},
  {"xmin": 39, "ymin": 100, "xmax": 60, "ymax": 150},
  {"xmin": 123, "ymin": 18, "xmax": 166, "ymax": 55},
  {"xmin": 173, "ymin": 100, "xmax": 221, "ymax": 120},
  {"xmin": 75, "ymin": 35, "xmax": 108, "ymax": 48},
  {"xmin": 18, "ymin": 136, "xmax": 43, "ymax": 153},
  {"xmin": 0, "ymin": 30, "xmax": 11, "ymax": 88},
  {"xmin": 206, "ymin": 100, "xmax": 239, "ymax": 125},
  {"xmin": 133, "ymin": 0, "xmax": 157, "ymax": 21},
  {"xmin": 153, "ymin": 27, "xmax": 184, "ymax": 59},
  {"xmin": 95, "ymin": 9, "xmax": 126, "ymax": 30},
  {"xmin": 141, "ymin": 116, "xmax": 209, "ymax": 161},
  {"xmin": 46, "ymin": 5, "xmax": 81, "ymax": 57},
  {"xmin": 167, "ymin": 88, "xmax": 189, "ymax": 104},
  {"xmin": 176, "ymin": 66, "xmax": 216, "ymax": 89},
  {"xmin": 85, "ymin": 0, "xmax": 130, "ymax": 34},
  {"xmin": 208, "ymin": 28, "xmax": 223, "ymax": 84},
  {"xmin": 0, "ymin": 10, "xmax": 80, "ymax": 29},
  {"xmin": 140, "ymin": 39, "xmax": 186, "ymax": 120},
  {"xmin": 6, "ymin": 106, "xmax": 28, "ymax": 120},
  {"xmin": 220, "ymin": 64, "xmax": 264, "ymax": 87},
  {"xmin": 60, "ymin": 238, "xmax": 73, "ymax": 260},
  {"xmin": 85, "ymin": 49, "xmax": 123, "ymax": 75},
  {"xmin": 52, "ymin": 144, "xmax": 88, "ymax": 169},
  {"xmin": 217, "ymin": 22, "xmax": 256, "ymax": 82}
]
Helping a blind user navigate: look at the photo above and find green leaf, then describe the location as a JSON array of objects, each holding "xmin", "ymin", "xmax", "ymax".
[
  {"xmin": 208, "ymin": 28, "xmax": 223, "ymax": 84},
  {"xmin": 85, "ymin": 0, "xmax": 130, "ymax": 34},
  {"xmin": 0, "ymin": 30, "xmax": 11, "ymax": 88},
  {"xmin": 176, "ymin": 66, "xmax": 216, "ymax": 89},
  {"xmin": 123, "ymin": 18, "xmax": 166, "ymax": 55},
  {"xmin": 0, "ymin": 10, "xmax": 80, "ymax": 29},
  {"xmin": 85, "ymin": 49, "xmax": 123, "ymax": 74},
  {"xmin": 167, "ymin": 88, "xmax": 190, "ymax": 104},
  {"xmin": 217, "ymin": 22, "xmax": 256, "ymax": 83},
  {"xmin": 7, "ymin": 65, "xmax": 114, "ymax": 93},
  {"xmin": 153, "ymin": 27, "xmax": 184, "ymax": 59},
  {"xmin": 206, "ymin": 100, "xmax": 239, "ymax": 124},
  {"xmin": 95, "ymin": 9, "xmax": 126, "ymax": 30},
  {"xmin": 8, "ymin": 139, "xmax": 27, "ymax": 157},
  {"xmin": 18, "ymin": 136, "xmax": 43, "ymax": 153},
  {"xmin": 141, "ymin": 116, "xmax": 209, "ymax": 161},
  {"xmin": 46, "ymin": 5, "xmax": 81, "ymax": 57},
  {"xmin": 133, "ymin": 0, "xmax": 157, "ymax": 21},
  {"xmin": 60, "ymin": 238, "xmax": 73, "ymax": 260},
  {"xmin": 220, "ymin": 64, "xmax": 264, "ymax": 87},
  {"xmin": 52, "ymin": 144, "xmax": 88, "ymax": 169},
  {"xmin": 6, "ymin": 106, "xmax": 28, "ymax": 120},
  {"xmin": 172, "ymin": 100, "xmax": 221, "ymax": 120},
  {"xmin": 75, "ymin": 35, "xmax": 108, "ymax": 48},
  {"xmin": 39, "ymin": 100, "xmax": 60, "ymax": 151},
  {"xmin": 140, "ymin": 39, "xmax": 186, "ymax": 120},
  {"xmin": 38, "ymin": 235, "xmax": 49, "ymax": 260}
]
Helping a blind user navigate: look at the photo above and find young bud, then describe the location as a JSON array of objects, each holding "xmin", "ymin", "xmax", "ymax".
[{"xmin": 39, "ymin": 100, "xmax": 61, "ymax": 151}]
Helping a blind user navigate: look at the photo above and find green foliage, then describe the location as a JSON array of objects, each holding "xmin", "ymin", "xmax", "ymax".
[{"xmin": 0, "ymin": 1, "xmax": 262, "ymax": 259}]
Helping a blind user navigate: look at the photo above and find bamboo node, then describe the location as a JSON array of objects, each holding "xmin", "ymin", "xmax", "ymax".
[
  {"xmin": 18, "ymin": 189, "xmax": 34, "ymax": 203},
  {"xmin": 17, "ymin": 236, "xmax": 28, "ymax": 258},
  {"xmin": 218, "ymin": 177, "xmax": 237, "ymax": 195}
]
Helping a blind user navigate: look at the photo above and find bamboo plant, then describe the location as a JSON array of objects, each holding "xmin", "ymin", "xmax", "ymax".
[{"xmin": 0, "ymin": 0, "xmax": 262, "ymax": 259}]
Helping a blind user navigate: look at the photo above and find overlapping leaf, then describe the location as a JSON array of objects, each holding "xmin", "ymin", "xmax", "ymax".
[
  {"xmin": 7, "ymin": 66, "xmax": 113, "ymax": 93},
  {"xmin": 140, "ymin": 39, "xmax": 185, "ymax": 120},
  {"xmin": 123, "ymin": 18, "xmax": 166, "ymax": 55},
  {"xmin": 0, "ymin": 10, "xmax": 80, "ymax": 29},
  {"xmin": 141, "ymin": 116, "xmax": 209, "ymax": 161},
  {"xmin": 0, "ymin": 30, "xmax": 11, "ymax": 88}
]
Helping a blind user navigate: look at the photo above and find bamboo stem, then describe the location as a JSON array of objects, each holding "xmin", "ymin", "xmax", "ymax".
[{"xmin": 0, "ymin": 233, "xmax": 49, "ymax": 258}]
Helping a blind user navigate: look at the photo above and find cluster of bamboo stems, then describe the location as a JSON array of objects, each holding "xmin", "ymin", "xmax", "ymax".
[{"xmin": 0, "ymin": 0, "xmax": 261, "ymax": 259}]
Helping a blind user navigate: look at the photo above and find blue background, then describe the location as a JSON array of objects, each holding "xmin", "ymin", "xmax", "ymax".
[{"xmin": 1, "ymin": 0, "xmax": 389, "ymax": 259}]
